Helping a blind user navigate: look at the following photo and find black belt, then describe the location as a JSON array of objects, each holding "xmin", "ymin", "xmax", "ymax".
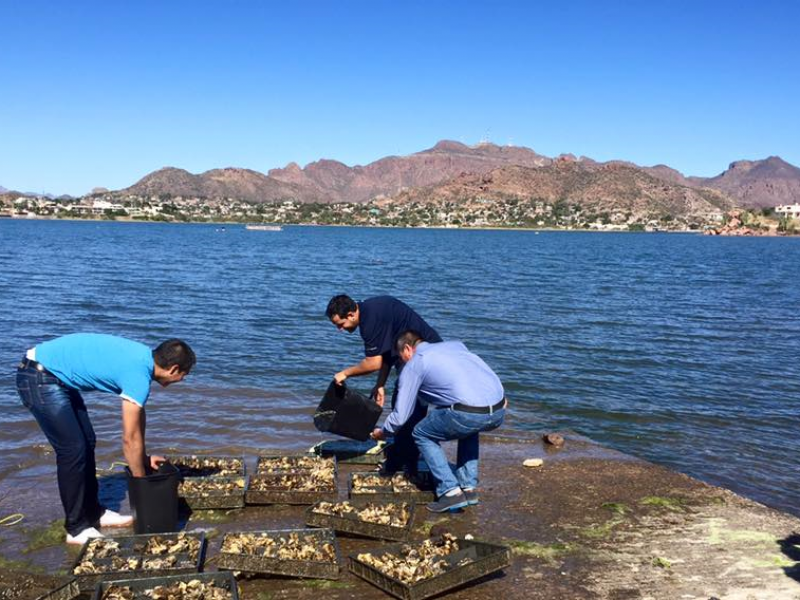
[
  {"xmin": 18, "ymin": 358, "xmax": 63, "ymax": 384},
  {"xmin": 448, "ymin": 398, "xmax": 507, "ymax": 414}
]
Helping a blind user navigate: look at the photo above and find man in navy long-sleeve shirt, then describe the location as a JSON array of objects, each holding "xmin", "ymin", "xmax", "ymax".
[
  {"xmin": 327, "ymin": 295, "xmax": 441, "ymax": 475},
  {"xmin": 372, "ymin": 331, "xmax": 507, "ymax": 512}
]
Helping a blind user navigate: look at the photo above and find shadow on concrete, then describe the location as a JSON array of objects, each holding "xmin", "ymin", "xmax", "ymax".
[{"xmin": 779, "ymin": 532, "xmax": 800, "ymax": 583}]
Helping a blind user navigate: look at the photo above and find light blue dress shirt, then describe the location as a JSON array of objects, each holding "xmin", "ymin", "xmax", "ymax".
[{"xmin": 383, "ymin": 341, "xmax": 504, "ymax": 434}]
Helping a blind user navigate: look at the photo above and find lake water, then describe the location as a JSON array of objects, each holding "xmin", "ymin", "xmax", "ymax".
[{"xmin": 0, "ymin": 219, "xmax": 798, "ymax": 517}]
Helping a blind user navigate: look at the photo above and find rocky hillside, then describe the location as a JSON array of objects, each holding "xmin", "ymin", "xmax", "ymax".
[
  {"xmin": 386, "ymin": 160, "xmax": 733, "ymax": 218},
  {"xmin": 267, "ymin": 140, "xmax": 551, "ymax": 203},
  {"xmin": 116, "ymin": 141, "xmax": 799, "ymax": 209},
  {"xmin": 122, "ymin": 166, "xmax": 318, "ymax": 203},
  {"xmin": 698, "ymin": 157, "xmax": 800, "ymax": 209}
]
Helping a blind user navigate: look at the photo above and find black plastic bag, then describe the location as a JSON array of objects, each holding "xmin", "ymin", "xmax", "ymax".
[{"xmin": 313, "ymin": 380, "xmax": 382, "ymax": 441}]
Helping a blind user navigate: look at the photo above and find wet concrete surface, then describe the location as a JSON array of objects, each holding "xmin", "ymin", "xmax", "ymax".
[{"xmin": 1, "ymin": 433, "xmax": 799, "ymax": 599}]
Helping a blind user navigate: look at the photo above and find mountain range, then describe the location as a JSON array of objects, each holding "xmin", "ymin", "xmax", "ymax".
[{"xmin": 117, "ymin": 141, "xmax": 800, "ymax": 210}]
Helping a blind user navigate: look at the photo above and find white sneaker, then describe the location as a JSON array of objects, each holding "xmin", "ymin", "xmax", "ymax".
[
  {"xmin": 66, "ymin": 527, "xmax": 104, "ymax": 545},
  {"xmin": 98, "ymin": 509, "xmax": 134, "ymax": 527}
]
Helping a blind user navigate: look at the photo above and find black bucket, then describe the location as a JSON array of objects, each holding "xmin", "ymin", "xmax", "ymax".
[
  {"xmin": 126, "ymin": 462, "xmax": 180, "ymax": 534},
  {"xmin": 313, "ymin": 380, "xmax": 383, "ymax": 441}
]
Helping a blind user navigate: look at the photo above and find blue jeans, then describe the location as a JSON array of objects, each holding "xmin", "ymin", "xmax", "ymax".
[
  {"xmin": 16, "ymin": 361, "xmax": 103, "ymax": 535},
  {"xmin": 412, "ymin": 406, "xmax": 505, "ymax": 498}
]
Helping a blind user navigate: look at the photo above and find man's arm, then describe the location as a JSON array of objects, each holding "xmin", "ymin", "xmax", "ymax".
[
  {"xmin": 376, "ymin": 362, "xmax": 423, "ymax": 437},
  {"xmin": 370, "ymin": 355, "xmax": 392, "ymax": 407},
  {"xmin": 121, "ymin": 400, "xmax": 148, "ymax": 477},
  {"xmin": 334, "ymin": 355, "xmax": 382, "ymax": 385}
]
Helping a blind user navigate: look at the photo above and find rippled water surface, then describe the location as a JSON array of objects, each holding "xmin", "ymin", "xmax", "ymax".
[{"xmin": 1, "ymin": 220, "xmax": 799, "ymax": 516}]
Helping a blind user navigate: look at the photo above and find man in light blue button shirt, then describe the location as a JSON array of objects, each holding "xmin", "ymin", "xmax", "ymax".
[{"xmin": 372, "ymin": 330, "xmax": 507, "ymax": 512}]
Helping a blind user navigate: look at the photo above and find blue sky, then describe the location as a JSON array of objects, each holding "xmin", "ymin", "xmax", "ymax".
[{"xmin": 1, "ymin": 0, "xmax": 798, "ymax": 196}]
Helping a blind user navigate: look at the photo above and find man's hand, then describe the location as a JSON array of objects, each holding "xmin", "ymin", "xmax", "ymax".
[
  {"xmin": 334, "ymin": 371, "xmax": 348, "ymax": 386},
  {"xmin": 149, "ymin": 455, "xmax": 166, "ymax": 471},
  {"xmin": 370, "ymin": 428, "xmax": 385, "ymax": 441},
  {"xmin": 371, "ymin": 386, "xmax": 385, "ymax": 407}
]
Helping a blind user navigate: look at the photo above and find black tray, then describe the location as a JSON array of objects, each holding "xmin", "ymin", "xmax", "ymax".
[
  {"xmin": 179, "ymin": 475, "xmax": 248, "ymax": 510},
  {"xmin": 348, "ymin": 471, "xmax": 435, "ymax": 504},
  {"xmin": 166, "ymin": 454, "xmax": 246, "ymax": 477},
  {"xmin": 349, "ymin": 538, "xmax": 511, "ymax": 600},
  {"xmin": 72, "ymin": 532, "xmax": 206, "ymax": 591},
  {"xmin": 245, "ymin": 473, "xmax": 338, "ymax": 505},
  {"xmin": 313, "ymin": 439, "xmax": 391, "ymax": 464},
  {"xmin": 35, "ymin": 579, "xmax": 80, "ymax": 600},
  {"xmin": 306, "ymin": 500, "xmax": 415, "ymax": 542},
  {"xmin": 256, "ymin": 454, "xmax": 337, "ymax": 474},
  {"xmin": 216, "ymin": 528, "xmax": 341, "ymax": 579},
  {"xmin": 92, "ymin": 571, "xmax": 238, "ymax": 600}
]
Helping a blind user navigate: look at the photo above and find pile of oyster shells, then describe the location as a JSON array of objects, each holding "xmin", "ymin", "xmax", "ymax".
[
  {"xmin": 74, "ymin": 534, "xmax": 201, "ymax": 575},
  {"xmin": 257, "ymin": 455, "xmax": 334, "ymax": 473},
  {"xmin": 221, "ymin": 531, "xmax": 336, "ymax": 562},
  {"xmin": 357, "ymin": 534, "xmax": 465, "ymax": 584},
  {"xmin": 178, "ymin": 477, "xmax": 246, "ymax": 497},
  {"xmin": 250, "ymin": 470, "xmax": 335, "ymax": 492},
  {"xmin": 134, "ymin": 533, "xmax": 202, "ymax": 560},
  {"xmin": 313, "ymin": 501, "xmax": 411, "ymax": 527},
  {"xmin": 169, "ymin": 455, "xmax": 244, "ymax": 477},
  {"xmin": 351, "ymin": 472, "xmax": 420, "ymax": 493},
  {"xmin": 74, "ymin": 553, "xmax": 140, "ymax": 574},
  {"xmin": 101, "ymin": 580, "xmax": 231, "ymax": 600}
]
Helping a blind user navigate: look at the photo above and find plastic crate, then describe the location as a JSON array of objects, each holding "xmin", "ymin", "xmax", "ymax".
[
  {"xmin": 256, "ymin": 454, "xmax": 337, "ymax": 474},
  {"xmin": 92, "ymin": 572, "xmax": 238, "ymax": 600},
  {"xmin": 349, "ymin": 538, "xmax": 511, "ymax": 600},
  {"xmin": 35, "ymin": 579, "xmax": 81, "ymax": 600},
  {"xmin": 178, "ymin": 475, "xmax": 248, "ymax": 510},
  {"xmin": 306, "ymin": 500, "xmax": 415, "ymax": 542},
  {"xmin": 216, "ymin": 528, "xmax": 341, "ymax": 579},
  {"xmin": 348, "ymin": 472, "xmax": 435, "ymax": 505},
  {"xmin": 245, "ymin": 472, "xmax": 338, "ymax": 505},
  {"xmin": 72, "ymin": 532, "xmax": 206, "ymax": 591},
  {"xmin": 166, "ymin": 454, "xmax": 246, "ymax": 477}
]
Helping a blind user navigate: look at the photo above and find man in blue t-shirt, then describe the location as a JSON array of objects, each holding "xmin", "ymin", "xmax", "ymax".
[
  {"xmin": 326, "ymin": 295, "xmax": 442, "ymax": 475},
  {"xmin": 16, "ymin": 334, "xmax": 195, "ymax": 545}
]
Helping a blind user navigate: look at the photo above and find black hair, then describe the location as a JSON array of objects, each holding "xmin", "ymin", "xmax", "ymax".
[
  {"xmin": 153, "ymin": 339, "xmax": 196, "ymax": 372},
  {"xmin": 326, "ymin": 294, "xmax": 358, "ymax": 319},
  {"xmin": 395, "ymin": 330, "xmax": 423, "ymax": 354}
]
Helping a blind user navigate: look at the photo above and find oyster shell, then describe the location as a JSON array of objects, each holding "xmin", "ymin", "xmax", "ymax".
[
  {"xmin": 357, "ymin": 534, "xmax": 465, "ymax": 584},
  {"xmin": 313, "ymin": 501, "xmax": 411, "ymax": 527},
  {"xmin": 179, "ymin": 477, "xmax": 246, "ymax": 497},
  {"xmin": 257, "ymin": 455, "xmax": 335, "ymax": 474},
  {"xmin": 168, "ymin": 455, "xmax": 244, "ymax": 477},
  {"xmin": 101, "ymin": 580, "xmax": 231, "ymax": 600},
  {"xmin": 221, "ymin": 531, "xmax": 336, "ymax": 562}
]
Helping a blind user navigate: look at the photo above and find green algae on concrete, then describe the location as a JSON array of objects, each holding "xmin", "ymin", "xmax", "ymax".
[
  {"xmin": 707, "ymin": 517, "xmax": 778, "ymax": 545},
  {"xmin": 651, "ymin": 556, "xmax": 672, "ymax": 569},
  {"xmin": 504, "ymin": 539, "xmax": 574, "ymax": 562},
  {"xmin": 300, "ymin": 580, "xmax": 353, "ymax": 589},
  {"xmin": 0, "ymin": 555, "xmax": 45, "ymax": 574},
  {"xmin": 23, "ymin": 520, "xmax": 63, "ymax": 553},
  {"xmin": 639, "ymin": 496, "xmax": 686, "ymax": 511},
  {"xmin": 600, "ymin": 502, "xmax": 629, "ymax": 516}
]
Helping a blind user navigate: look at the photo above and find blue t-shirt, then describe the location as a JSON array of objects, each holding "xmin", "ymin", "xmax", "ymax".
[
  {"xmin": 358, "ymin": 296, "xmax": 442, "ymax": 363},
  {"xmin": 35, "ymin": 334, "xmax": 155, "ymax": 407}
]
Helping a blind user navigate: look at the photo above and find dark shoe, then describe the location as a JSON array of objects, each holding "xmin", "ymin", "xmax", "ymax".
[
  {"xmin": 427, "ymin": 491, "xmax": 468, "ymax": 513},
  {"xmin": 463, "ymin": 488, "xmax": 479, "ymax": 506}
]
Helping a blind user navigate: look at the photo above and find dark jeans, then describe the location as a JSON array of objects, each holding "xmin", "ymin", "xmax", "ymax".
[
  {"xmin": 383, "ymin": 385, "xmax": 427, "ymax": 476},
  {"xmin": 16, "ymin": 362, "xmax": 103, "ymax": 535}
]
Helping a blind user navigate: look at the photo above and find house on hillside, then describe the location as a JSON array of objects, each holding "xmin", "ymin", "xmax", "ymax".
[{"xmin": 776, "ymin": 203, "xmax": 800, "ymax": 218}]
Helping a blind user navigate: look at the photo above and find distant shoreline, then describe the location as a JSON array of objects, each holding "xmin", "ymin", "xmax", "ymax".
[
  {"xmin": 0, "ymin": 214, "xmax": 705, "ymax": 234},
  {"xmin": 4, "ymin": 214, "xmax": 797, "ymax": 236}
]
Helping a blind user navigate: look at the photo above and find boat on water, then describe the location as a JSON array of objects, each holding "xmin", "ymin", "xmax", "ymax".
[{"xmin": 245, "ymin": 224, "xmax": 282, "ymax": 231}]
